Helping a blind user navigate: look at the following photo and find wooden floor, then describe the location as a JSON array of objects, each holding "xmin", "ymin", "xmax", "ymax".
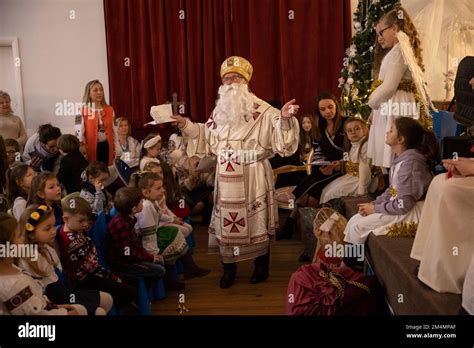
[{"xmin": 152, "ymin": 211, "xmax": 305, "ymax": 315}]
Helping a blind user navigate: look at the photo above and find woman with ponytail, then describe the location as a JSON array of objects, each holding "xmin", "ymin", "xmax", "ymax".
[{"xmin": 344, "ymin": 117, "xmax": 438, "ymax": 245}]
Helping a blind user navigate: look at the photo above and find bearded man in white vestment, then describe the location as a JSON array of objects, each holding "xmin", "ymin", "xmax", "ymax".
[{"xmin": 171, "ymin": 56, "xmax": 300, "ymax": 288}]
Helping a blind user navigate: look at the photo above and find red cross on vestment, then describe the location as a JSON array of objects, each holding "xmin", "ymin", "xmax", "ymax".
[
  {"xmin": 220, "ymin": 151, "xmax": 241, "ymax": 172},
  {"xmin": 223, "ymin": 212, "xmax": 246, "ymax": 233}
]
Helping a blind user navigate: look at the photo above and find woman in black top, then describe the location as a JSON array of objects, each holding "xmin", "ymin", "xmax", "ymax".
[{"xmin": 277, "ymin": 92, "xmax": 345, "ymax": 240}]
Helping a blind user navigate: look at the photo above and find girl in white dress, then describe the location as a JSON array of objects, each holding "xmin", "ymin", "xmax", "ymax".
[
  {"xmin": 367, "ymin": 6, "xmax": 433, "ymax": 169},
  {"xmin": 320, "ymin": 118, "xmax": 379, "ymax": 203}
]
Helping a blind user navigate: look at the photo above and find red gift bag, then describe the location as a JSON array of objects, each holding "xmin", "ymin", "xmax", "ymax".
[{"xmin": 286, "ymin": 262, "xmax": 386, "ymax": 315}]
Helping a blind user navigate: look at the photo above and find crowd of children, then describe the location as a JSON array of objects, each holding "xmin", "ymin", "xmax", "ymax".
[{"xmin": 0, "ymin": 79, "xmax": 213, "ymax": 315}]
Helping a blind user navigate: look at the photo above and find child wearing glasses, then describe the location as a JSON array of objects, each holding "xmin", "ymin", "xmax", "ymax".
[{"xmin": 367, "ymin": 6, "xmax": 433, "ymax": 169}]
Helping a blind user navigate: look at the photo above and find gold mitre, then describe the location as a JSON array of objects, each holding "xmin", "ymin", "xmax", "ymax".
[{"xmin": 220, "ymin": 56, "xmax": 253, "ymax": 82}]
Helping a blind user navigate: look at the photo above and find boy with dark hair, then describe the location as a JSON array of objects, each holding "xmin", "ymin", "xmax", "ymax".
[{"xmin": 104, "ymin": 187, "xmax": 165, "ymax": 284}]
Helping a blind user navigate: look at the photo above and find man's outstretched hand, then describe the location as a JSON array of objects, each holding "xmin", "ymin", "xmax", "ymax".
[
  {"xmin": 282, "ymin": 99, "xmax": 300, "ymax": 118},
  {"xmin": 170, "ymin": 115, "xmax": 186, "ymax": 129}
]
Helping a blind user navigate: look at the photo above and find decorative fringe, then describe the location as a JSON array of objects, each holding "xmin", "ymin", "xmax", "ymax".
[{"xmin": 386, "ymin": 221, "xmax": 418, "ymax": 238}]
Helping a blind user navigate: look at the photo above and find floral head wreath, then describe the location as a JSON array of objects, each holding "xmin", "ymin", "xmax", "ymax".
[{"xmin": 25, "ymin": 205, "xmax": 52, "ymax": 232}]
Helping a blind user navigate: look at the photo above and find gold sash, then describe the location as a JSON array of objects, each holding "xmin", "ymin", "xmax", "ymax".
[{"xmin": 371, "ymin": 79, "xmax": 432, "ymax": 129}]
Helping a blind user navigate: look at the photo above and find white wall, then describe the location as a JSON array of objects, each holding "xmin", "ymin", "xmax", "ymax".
[
  {"xmin": 0, "ymin": 0, "xmax": 109, "ymax": 135},
  {"xmin": 0, "ymin": 46, "xmax": 16, "ymax": 105},
  {"xmin": 402, "ymin": 0, "xmax": 474, "ymax": 101}
]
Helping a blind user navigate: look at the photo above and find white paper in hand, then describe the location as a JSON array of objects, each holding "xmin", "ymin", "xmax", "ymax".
[{"xmin": 150, "ymin": 104, "xmax": 174, "ymax": 124}]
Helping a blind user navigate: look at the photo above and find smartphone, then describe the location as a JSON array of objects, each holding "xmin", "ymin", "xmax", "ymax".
[{"xmin": 29, "ymin": 150, "xmax": 45, "ymax": 160}]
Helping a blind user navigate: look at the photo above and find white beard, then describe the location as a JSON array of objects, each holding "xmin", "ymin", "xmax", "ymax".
[{"xmin": 214, "ymin": 83, "xmax": 256, "ymax": 128}]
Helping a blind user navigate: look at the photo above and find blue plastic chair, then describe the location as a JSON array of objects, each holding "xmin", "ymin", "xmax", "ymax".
[
  {"xmin": 431, "ymin": 111, "xmax": 463, "ymax": 141},
  {"xmin": 90, "ymin": 211, "xmax": 165, "ymax": 315},
  {"xmin": 431, "ymin": 111, "xmax": 464, "ymax": 174}
]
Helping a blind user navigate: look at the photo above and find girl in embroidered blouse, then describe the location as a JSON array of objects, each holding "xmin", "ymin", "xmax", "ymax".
[{"xmin": 367, "ymin": 6, "xmax": 431, "ymax": 169}]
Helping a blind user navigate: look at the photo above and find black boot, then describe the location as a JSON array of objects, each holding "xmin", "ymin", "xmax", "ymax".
[
  {"xmin": 220, "ymin": 262, "xmax": 236, "ymax": 289},
  {"xmin": 164, "ymin": 265, "xmax": 185, "ymax": 291},
  {"xmin": 250, "ymin": 251, "xmax": 269, "ymax": 284},
  {"xmin": 276, "ymin": 217, "xmax": 296, "ymax": 240},
  {"xmin": 180, "ymin": 251, "xmax": 211, "ymax": 280}
]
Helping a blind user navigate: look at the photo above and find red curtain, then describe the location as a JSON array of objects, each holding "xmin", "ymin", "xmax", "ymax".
[{"xmin": 104, "ymin": 0, "xmax": 352, "ymax": 139}]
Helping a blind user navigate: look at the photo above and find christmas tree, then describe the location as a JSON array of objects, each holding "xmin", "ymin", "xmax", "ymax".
[{"xmin": 339, "ymin": 0, "xmax": 401, "ymax": 119}]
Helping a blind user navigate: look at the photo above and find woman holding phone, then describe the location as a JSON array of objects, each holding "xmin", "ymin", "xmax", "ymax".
[{"xmin": 22, "ymin": 124, "xmax": 61, "ymax": 172}]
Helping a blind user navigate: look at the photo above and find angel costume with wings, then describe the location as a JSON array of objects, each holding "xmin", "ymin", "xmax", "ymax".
[{"xmin": 367, "ymin": 31, "xmax": 434, "ymax": 168}]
